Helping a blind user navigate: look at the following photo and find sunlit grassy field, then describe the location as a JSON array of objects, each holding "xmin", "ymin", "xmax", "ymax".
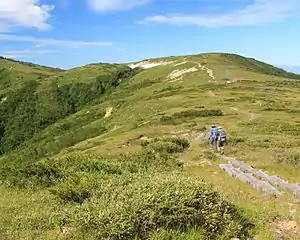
[{"xmin": 1, "ymin": 53, "xmax": 300, "ymax": 239}]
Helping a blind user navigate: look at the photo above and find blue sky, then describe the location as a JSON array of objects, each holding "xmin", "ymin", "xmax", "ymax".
[{"xmin": 0, "ymin": 0, "xmax": 300, "ymax": 69}]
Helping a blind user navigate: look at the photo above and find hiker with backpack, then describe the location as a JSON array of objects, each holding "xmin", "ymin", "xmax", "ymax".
[
  {"xmin": 215, "ymin": 126, "xmax": 227, "ymax": 155},
  {"xmin": 208, "ymin": 125, "xmax": 218, "ymax": 150}
]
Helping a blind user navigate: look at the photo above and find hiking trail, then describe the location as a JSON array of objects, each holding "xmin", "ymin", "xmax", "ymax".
[
  {"xmin": 189, "ymin": 61, "xmax": 216, "ymax": 81},
  {"xmin": 194, "ymin": 132, "xmax": 300, "ymax": 202},
  {"xmin": 104, "ymin": 107, "xmax": 113, "ymax": 118},
  {"xmin": 168, "ymin": 67, "xmax": 198, "ymax": 81}
]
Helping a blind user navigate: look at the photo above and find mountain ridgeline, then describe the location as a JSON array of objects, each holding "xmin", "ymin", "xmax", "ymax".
[
  {"xmin": 0, "ymin": 53, "xmax": 299, "ymax": 157},
  {"xmin": 220, "ymin": 53, "xmax": 300, "ymax": 80}
]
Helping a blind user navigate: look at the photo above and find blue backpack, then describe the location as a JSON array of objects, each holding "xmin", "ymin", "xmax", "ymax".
[{"xmin": 210, "ymin": 128, "xmax": 218, "ymax": 139}]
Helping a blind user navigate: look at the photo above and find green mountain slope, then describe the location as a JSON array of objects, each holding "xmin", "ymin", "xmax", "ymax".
[
  {"xmin": 0, "ymin": 62, "xmax": 140, "ymax": 154},
  {"xmin": 0, "ymin": 56, "xmax": 63, "ymax": 96},
  {"xmin": 1, "ymin": 53, "xmax": 300, "ymax": 239}
]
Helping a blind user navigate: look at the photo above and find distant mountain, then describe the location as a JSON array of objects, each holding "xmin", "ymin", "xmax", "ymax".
[{"xmin": 277, "ymin": 65, "xmax": 300, "ymax": 74}]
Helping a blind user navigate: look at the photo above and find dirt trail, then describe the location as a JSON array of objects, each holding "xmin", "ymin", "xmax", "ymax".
[
  {"xmin": 168, "ymin": 60, "xmax": 216, "ymax": 82},
  {"xmin": 168, "ymin": 67, "xmax": 198, "ymax": 81},
  {"xmin": 207, "ymin": 91, "xmax": 216, "ymax": 97},
  {"xmin": 249, "ymin": 113, "xmax": 261, "ymax": 121},
  {"xmin": 173, "ymin": 61, "xmax": 187, "ymax": 67},
  {"xmin": 104, "ymin": 107, "xmax": 113, "ymax": 118},
  {"xmin": 229, "ymin": 107, "xmax": 261, "ymax": 121},
  {"xmin": 189, "ymin": 61, "xmax": 215, "ymax": 81},
  {"xmin": 194, "ymin": 132, "xmax": 300, "ymax": 201},
  {"xmin": 128, "ymin": 61, "xmax": 173, "ymax": 69}
]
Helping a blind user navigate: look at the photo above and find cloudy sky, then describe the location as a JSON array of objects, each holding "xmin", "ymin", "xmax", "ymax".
[{"xmin": 0, "ymin": 0, "xmax": 299, "ymax": 69}]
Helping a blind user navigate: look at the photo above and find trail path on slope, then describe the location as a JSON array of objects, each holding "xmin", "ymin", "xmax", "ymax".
[
  {"xmin": 104, "ymin": 107, "xmax": 113, "ymax": 118},
  {"xmin": 188, "ymin": 61, "xmax": 216, "ymax": 81},
  {"xmin": 194, "ymin": 132, "xmax": 300, "ymax": 201},
  {"xmin": 168, "ymin": 67, "xmax": 198, "ymax": 81},
  {"xmin": 167, "ymin": 60, "xmax": 216, "ymax": 82},
  {"xmin": 229, "ymin": 107, "xmax": 261, "ymax": 121}
]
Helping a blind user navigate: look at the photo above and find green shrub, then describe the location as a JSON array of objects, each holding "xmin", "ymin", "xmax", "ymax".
[
  {"xmin": 0, "ymin": 150, "xmax": 179, "ymax": 189},
  {"xmin": 141, "ymin": 137, "xmax": 190, "ymax": 154},
  {"xmin": 49, "ymin": 174, "xmax": 92, "ymax": 204},
  {"xmin": 148, "ymin": 228, "xmax": 206, "ymax": 240},
  {"xmin": 275, "ymin": 149, "xmax": 300, "ymax": 167},
  {"xmin": 160, "ymin": 115, "xmax": 180, "ymax": 125},
  {"xmin": 196, "ymin": 150, "xmax": 218, "ymax": 162},
  {"xmin": 1, "ymin": 160, "xmax": 66, "ymax": 188},
  {"xmin": 228, "ymin": 137, "xmax": 246, "ymax": 144},
  {"xmin": 74, "ymin": 174, "xmax": 254, "ymax": 239},
  {"xmin": 172, "ymin": 109, "xmax": 223, "ymax": 119}
]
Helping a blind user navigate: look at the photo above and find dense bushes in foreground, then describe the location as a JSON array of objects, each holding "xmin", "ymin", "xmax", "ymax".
[
  {"xmin": 0, "ymin": 137, "xmax": 255, "ymax": 239},
  {"xmin": 72, "ymin": 173, "xmax": 254, "ymax": 240},
  {"xmin": 0, "ymin": 149, "xmax": 177, "ymax": 189}
]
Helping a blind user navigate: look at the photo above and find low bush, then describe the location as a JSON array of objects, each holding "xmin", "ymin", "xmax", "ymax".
[
  {"xmin": 49, "ymin": 174, "xmax": 92, "ymax": 204},
  {"xmin": 195, "ymin": 150, "xmax": 218, "ymax": 162},
  {"xmin": 159, "ymin": 109, "xmax": 223, "ymax": 125},
  {"xmin": 0, "ymin": 150, "xmax": 180, "ymax": 189},
  {"xmin": 228, "ymin": 137, "xmax": 246, "ymax": 144},
  {"xmin": 172, "ymin": 109, "xmax": 223, "ymax": 118},
  {"xmin": 141, "ymin": 137, "xmax": 190, "ymax": 154},
  {"xmin": 275, "ymin": 149, "xmax": 300, "ymax": 167},
  {"xmin": 159, "ymin": 115, "xmax": 180, "ymax": 125},
  {"xmin": 74, "ymin": 173, "xmax": 254, "ymax": 239}
]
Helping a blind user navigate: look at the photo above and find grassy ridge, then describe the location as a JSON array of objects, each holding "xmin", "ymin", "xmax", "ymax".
[
  {"xmin": 220, "ymin": 53, "xmax": 300, "ymax": 79},
  {"xmin": 1, "ymin": 53, "xmax": 300, "ymax": 239},
  {"xmin": 0, "ymin": 56, "xmax": 62, "ymax": 96}
]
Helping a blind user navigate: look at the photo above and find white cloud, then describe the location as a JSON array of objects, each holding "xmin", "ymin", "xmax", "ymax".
[
  {"xmin": 0, "ymin": 48, "xmax": 56, "ymax": 58},
  {"xmin": 88, "ymin": 0, "xmax": 150, "ymax": 12},
  {"xmin": 2, "ymin": 49, "xmax": 56, "ymax": 55},
  {"xmin": 139, "ymin": 0, "xmax": 300, "ymax": 27},
  {"xmin": 0, "ymin": 0, "xmax": 54, "ymax": 32},
  {"xmin": 0, "ymin": 34, "xmax": 112, "ymax": 47}
]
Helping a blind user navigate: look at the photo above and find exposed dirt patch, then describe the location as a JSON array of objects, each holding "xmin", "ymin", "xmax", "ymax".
[
  {"xmin": 230, "ymin": 107, "xmax": 240, "ymax": 112},
  {"xmin": 0, "ymin": 97, "xmax": 7, "ymax": 103},
  {"xmin": 128, "ymin": 61, "xmax": 173, "ymax": 69},
  {"xmin": 203, "ymin": 66, "xmax": 215, "ymax": 80},
  {"xmin": 138, "ymin": 120, "xmax": 150, "ymax": 127},
  {"xmin": 168, "ymin": 67, "xmax": 198, "ymax": 81},
  {"xmin": 174, "ymin": 61, "xmax": 187, "ymax": 67},
  {"xmin": 273, "ymin": 220, "xmax": 300, "ymax": 238},
  {"xmin": 104, "ymin": 107, "xmax": 113, "ymax": 118},
  {"xmin": 60, "ymin": 226, "xmax": 73, "ymax": 236},
  {"xmin": 249, "ymin": 113, "xmax": 261, "ymax": 121},
  {"xmin": 207, "ymin": 91, "xmax": 216, "ymax": 97},
  {"xmin": 194, "ymin": 132, "xmax": 208, "ymax": 142},
  {"xmin": 189, "ymin": 61, "xmax": 215, "ymax": 81}
]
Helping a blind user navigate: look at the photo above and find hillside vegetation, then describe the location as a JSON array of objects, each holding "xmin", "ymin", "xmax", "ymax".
[
  {"xmin": 1, "ymin": 53, "xmax": 300, "ymax": 239},
  {"xmin": 0, "ymin": 56, "xmax": 62, "ymax": 95}
]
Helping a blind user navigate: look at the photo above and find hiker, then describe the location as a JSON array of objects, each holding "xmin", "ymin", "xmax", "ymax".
[
  {"xmin": 215, "ymin": 126, "xmax": 227, "ymax": 155},
  {"xmin": 208, "ymin": 125, "xmax": 218, "ymax": 150}
]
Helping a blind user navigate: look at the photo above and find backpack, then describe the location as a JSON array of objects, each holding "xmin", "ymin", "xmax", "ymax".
[
  {"xmin": 217, "ymin": 130, "xmax": 227, "ymax": 142},
  {"xmin": 210, "ymin": 128, "xmax": 218, "ymax": 139}
]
